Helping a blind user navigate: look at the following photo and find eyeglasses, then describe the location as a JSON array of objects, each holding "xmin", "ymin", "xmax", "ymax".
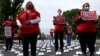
[{"xmin": 84, "ymin": 4, "xmax": 90, "ymax": 7}]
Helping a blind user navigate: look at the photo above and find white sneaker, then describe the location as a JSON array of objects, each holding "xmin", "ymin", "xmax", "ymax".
[
  {"xmin": 56, "ymin": 51, "xmax": 62, "ymax": 55},
  {"xmin": 58, "ymin": 51, "xmax": 62, "ymax": 55},
  {"xmin": 56, "ymin": 51, "xmax": 59, "ymax": 55}
]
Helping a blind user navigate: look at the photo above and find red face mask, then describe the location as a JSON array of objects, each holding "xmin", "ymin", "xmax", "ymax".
[{"xmin": 26, "ymin": 2, "xmax": 34, "ymax": 10}]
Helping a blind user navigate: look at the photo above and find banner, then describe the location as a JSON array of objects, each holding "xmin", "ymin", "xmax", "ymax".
[
  {"xmin": 53, "ymin": 16, "xmax": 65, "ymax": 24},
  {"xmin": 4, "ymin": 26, "xmax": 12, "ymax": 38},
  {"xmin": 81, "ymin": 11, "xmax": 97, "ymax": 20}
]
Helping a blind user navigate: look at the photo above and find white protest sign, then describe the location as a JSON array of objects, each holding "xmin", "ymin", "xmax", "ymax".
[
  {"xmin": 81, "ymin": 11, "xmax": 97, "ymax": 20},
  {"xmin": 4, "ymin": 26, "xmax": 12, "ymax": 38}
]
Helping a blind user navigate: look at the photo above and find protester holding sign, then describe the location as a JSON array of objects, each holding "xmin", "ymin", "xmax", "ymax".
[
  {"xmin": 53, "ymin": 9, "xmax": 65, "ymax": 54},
  {"xmin": 16, "ymin": 1, "xmax": 41, "ymax": 56},
  {"xmin": 81, "ymin": 11, "xmax": 97, "ymax": 20},
  {"xmin": 74, "ymin": 3, "xmax": 98, "ymax": 56},
  {"xmin": 53, "ymin": 16, "xmax": 65, "ymax": 24},
  {"xmin": 2, "ymin": 16, "xmax": 16, "ymax": 51}
]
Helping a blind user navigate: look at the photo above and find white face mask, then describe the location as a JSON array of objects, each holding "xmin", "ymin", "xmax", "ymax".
[
  {"xmin": 84, "ymin": 7, "xmax": 90, "ymax": 10},
  {"xmin": 66, "ymin": 23, "xmax": 69, "ymax": 26},
  {"xmin": 8, "ymin": 16, "xmax": 13, "ymax": 20}
]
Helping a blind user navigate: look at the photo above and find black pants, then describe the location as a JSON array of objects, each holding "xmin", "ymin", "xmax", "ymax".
[
  {"xmin": 19, "ymin": 38, "xmax": 22, "ymax": 46},
  {"xmin": 22, "ymin": 33, "xmax": 38, "ymax": 56},
  {"xmin": 54, "ymin": 31, "xmax": 64, "ymax": 51},
  {"xmin": 78, "ymin": 32, "xmax": 96, "ymax": 54},
  {"xmin": 5, "ymin": 38, "xmax": 13, "ymax": 50}
]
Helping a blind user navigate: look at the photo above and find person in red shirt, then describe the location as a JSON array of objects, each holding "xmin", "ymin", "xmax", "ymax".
[
  {"xmin": 49, "ymin": 29, "xmax": 54, "ymax": 44},
  {"xmin": 53, "ymin": 9, "xmax": 65, "ymax": 54},
  {"xmin": 50, "ymin": 29, "xmax": 54, "ymax": 38},
  {"xmin": 2, "ymin": 16, "xmax": 16, "ymax": 51},
  {"xmin": 66, "ymin": 22, "xmax": 72, "ymax": 46},
  {"xmin": 17, "ymin": 29, "xmax": 22, "ymax": 46},
  {"xmin": 49, "ymin": 29, "xmax": 54, "ymax": 42},
  {"xmin": 16, "ymin": 1, "xmax": 41, "ymax": 56},
  {"xmin": 74, "ymin": 3, "xmax": 98, "ymax": 56}
]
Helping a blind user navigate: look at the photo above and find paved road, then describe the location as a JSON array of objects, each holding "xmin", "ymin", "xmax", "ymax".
[{"xmin": 0, "ymin": 40, "xmax": 100, "ymax": 56}]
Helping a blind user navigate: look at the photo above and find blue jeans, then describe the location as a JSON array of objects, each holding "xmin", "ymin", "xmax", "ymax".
[{"xmin": 66, "ymin": 35, "xmax": 71, "ymax": 46}]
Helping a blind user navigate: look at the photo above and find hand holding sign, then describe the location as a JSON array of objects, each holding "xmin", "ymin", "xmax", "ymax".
[
  {"xmin": 81, "ymin": 11, "xmax": 97, "ymax": 20},
  {"xmin": 53, "ymin": 16, "xmax": 65, "ymax": 24}
]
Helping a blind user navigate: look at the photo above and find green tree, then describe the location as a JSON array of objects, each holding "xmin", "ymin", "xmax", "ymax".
[
  {"xmin": 63, "ymin": 9, "xmax": 81, "ymax": 34},
  {"xmin": 97, "ymin": 15, "xmax": 100, "ymax": 39},
  {"xmin": 63, "ymin": 9, "xmax": 100, "ymax": 39},
  {"xmin": 0, "ymin": 0, "xmax": 24, "ymax": 39},
  {"xmin": 0, "ymin": 0, "xmax": 24, "ymax": 21}
]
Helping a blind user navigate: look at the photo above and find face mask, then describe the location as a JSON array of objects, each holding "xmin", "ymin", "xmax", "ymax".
[
  {"xmin": 8, "ymin": 16, "xmax": 13, "ymax": 20},
  {"xmin": 66, "ymin": 23, "xmax": 69, "ymax": 26},
  {"xmin": 67, "ymin": 24, "xmax": 69, "ymax": 26},
  {"xmin": 26, "ymin": 4, "xmax": 34, "ymax": 10},
  {"xmin": 84, "ymin": 7, "xmax": 90, "ymax": 11}
]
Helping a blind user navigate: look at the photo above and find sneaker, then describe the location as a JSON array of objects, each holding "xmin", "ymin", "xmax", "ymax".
[
  {"xmin": 56, "ymin": 51, "xmax": 62, "ymax": 55},
  {"xmin": 56, "ymin": 51, "xmax": 59, "ymax": 55},
  {"xmin": 58, "ymin": 51, "xmax": 62, "ymax": 55}
]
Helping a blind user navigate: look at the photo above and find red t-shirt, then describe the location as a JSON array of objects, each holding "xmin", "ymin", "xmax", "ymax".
[
  {"xmin": 50, "ymin": 31, "xmax": 53, "ymax": 36},
  {"xmin": 53, "ymin": 16, "xmax": 65, "ymax": 32},
  {"xmin": 75, "ymin": 13, "xmax": 97, "ymax": 32},
  {"xmin": 54, "ymin": 24, "xmax": 64, "ymax": 31},
  {"xmin": 17, "ymin": 10, "xmax": 40, "ymax": 35},
  {"xmin": 2, "ymin": 20, "xmax": 16, "ymax": 34}
]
